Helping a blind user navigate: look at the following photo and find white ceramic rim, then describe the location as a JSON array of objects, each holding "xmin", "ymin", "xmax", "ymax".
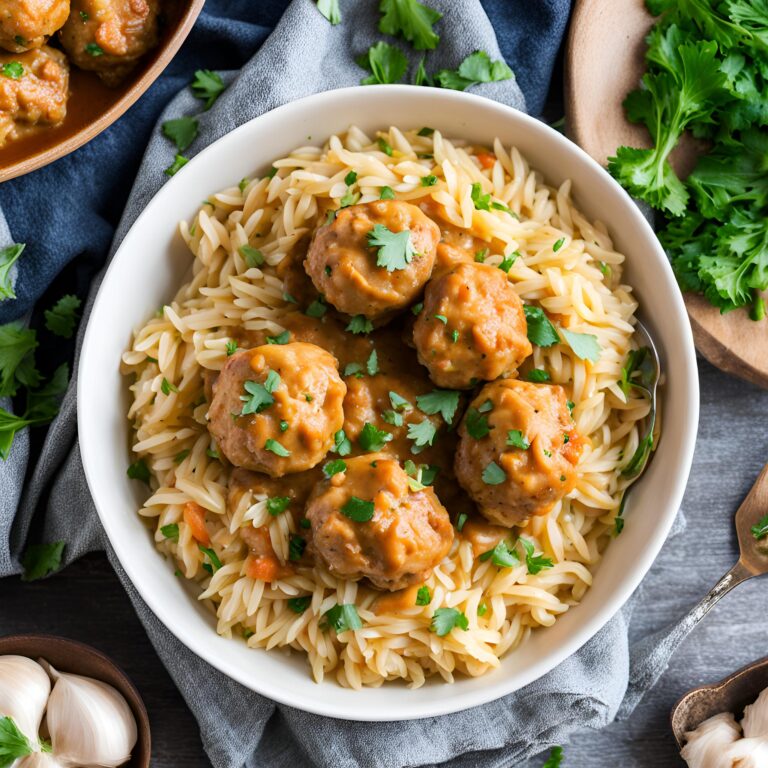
[{"xmin": 78, "ymin": 85, "xmax": 699, "ymax": 721}]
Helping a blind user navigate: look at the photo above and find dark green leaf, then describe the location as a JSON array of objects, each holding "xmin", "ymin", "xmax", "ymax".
[
  {"xmin": 162, "ymin": 117, "xmax": 199, "ymax": 153},
  {"xmin": 265, "ymin": 438, "xmax": 291, "ymax": 457},
  {"xmin": 306, "ymin": 297, "xmax": 327, "ymax": 318},
  {"xmin": 331, "ymin": 428, "xmax": 352, "ymax": 455},
  {"xmin": 0, "ymin": 322, "xmax": 37, "ymax": 397},
  {"xmin": 562, "ymin": 329, "xmax": 601, "ymax": 363},
  {"xmin": 161, "ymin": 524, "xmax": 179, "ymax": 541},
  {"xmin": 199, "ymin": 544, "xmax": 222, "ymax": 572},
  {"xmin": 465, "ymin": 407, "xmax": 490, "ymax": 439},
  {"xmin": 520, "ymin": 537, "xmax": 553, "ymax": 574},
  {"xmin": 316, "ymin": 0, "xmax": 341, "ymax": 24},
  {"xmin": 85, "ymin": 42, "xmax": 103, "ymax": 56},
  {"xmin": 380, "ymin": 186, "xmax": 395, "ymax": 199},
  {"xmin": 478, "ymin": 540, "xmax": 519, "ymax": 568},
  {"xmin": 322, "ymin": 603, "xmax": 362, "ymax": 632},
  {"xmin": 407, "ymin": 419, "xmax": 437, "ymax": 447},
  {"xmin": 506, "ymin": 429, "xmax": 530, "ymax": 449},
  {"xmin": 164, "ymin": 154, "xmax": 189, "ymax": 176},
  {"xmin": 416, "ymin": 389, "xmax": 460, "ymax": 424},
  {"xmin": 367, "ymin": 224, "xmax": 415, "ymax": 271},
  {"xmin": 366, "ymin": 349, "xmax": 379, "ymax": 375},
  {"xmin": 0, "ymin": 244, "xmax": 25, "ymax": 300},
  {"xmin": 430, "ymin": 606, "xmax": 469, "ymax": 636},
  {"xmin": 527, "ymin": 369, "xmax": 551, "ymax": 383},
  {"xmin": 416, "ymin": 585, "xmax": 431, "ymax": 605},
  {"xmin": 267, "ymin": 496, "xmax": 291, "ymax": 515},
  {"xmin": 289, "ymin": 534, "xmax": 306, "ymax": 561},
  {"xmin": 342, "ymin": 496, "xmax": 375, "ymax": 522},
  {"xmin": 523, "ymin": 305, "xmax": 559, "ymax": 347},
  {"xmin": 0, "ymin": 62, "xmax": 23, "ymax": 79},
  {"xmin": 266, "ymin": 330, "xmax": 290, "ymax": 345},
  {"xmin": 0, "ymin": 716, "xmax": 35, "ymax": 762},
  {"xmin": 44, "ymin": 295, "xmax": 81, "ymax": 338},
  {"xmin": 191, "ymin": 69, "xmax": 226, "ymax": 109},
  {"xmin": 482, "ymin": 461, "xmax": 505, "ymax": 485},
  {"xmin": 359, "ymin": 422, "xmax": 392, "ymax": 451},
  {"xmin": 323, "ymin": 458, "xmax": 347, "ymax": 478},
  {"xmin": 21, "ymin": 541, "xmax": 65, "ymax": 582},
  {"xmin": 751, "ymin": 514, "xmax": 768, "ymax": 540},
  {"xmin": 127, "ymin": 459, "xmax": 150, "ymax": 483},
  {"xmin": 359, "ymin": 41, "xmax": 408, "ymax": 85},
  {"xmin": 240, "ymin": 245, "xmax": 265, "ymax": 267},
  {"xmin": 541, "ymin": 746, "xmax": 564, "ymax": 768},
  {"xmin": 379, "ymin": 0, "xmax": 442, "ymax": 50},
  {"xmin": 288, "ymin": 595, "xmax": 312, "ymax": 614}
]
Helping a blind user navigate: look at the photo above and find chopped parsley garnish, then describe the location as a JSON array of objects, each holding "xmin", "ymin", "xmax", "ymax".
[
  {"xmin": 239, "ymin": 178, "xmax": 249, "ymax": 193},
  {"xmin": 161, "ymin": 523, "xmax": 179, "ymax": 541},
  {"xmin": 199, "ymin": 544, "xmax": 222, "ymax": 573},
  {"xmin": 347, "ymin": 315, "xmax": 373, "ymax": 335},
  {"xmin": 523, "ymin": 305, "xmax": 560, "ymax": 347},
  {"xmin": 340, "ymin": 187, "xmax": 360, "ymax": 208},
  {"xmin": 265, "ymin": 438, "xmax": 290, "ymax": 457},
  {"xmin": 474, "ymin": 248, "xmax": 488, "ymax": 263},
  {"xmin": 527, "ymin": 368, "xmax": 551, "ymax": 383},
  {"xmin": 390, "ymin": 391, "xmax": 411, "ymax": 410},
  {"xmin": 240, "ymin": 245, "xmax": 265, "ymax": 267},
  {"xmin": 267, "ymin": 496, "xmax": 291, "ymax": 515},
  {"xmin": 430, "ymin": 606, "xmax": 469, "ymax": 636},
  {"xmin": 359, "ymin": 422, "xmax": 392, "ymax": 451},
  {"xmin": 378, "ymin": 136, "xmax": 394, "ymax": 156},
  {"xmin": 456, "ymin": 512, "xmax": 468, "ymax": 531},
  {"xmin": 191, "ymin": 69, "xmax": 226, "ymax": 110},
  {"xmin": 240, "ymin": 369, "xmax": 280, "ymax": 415},
  {"xmin": 85, "ymin": 43, "xmax": 104, "ymax": 56},
  {"xmin": 411, "ymin": 302, "xmax": 423, "ymax": 315},
  {"xmin": 162, "ymin": 117, "xmax": 199, "ymax": 153},
  {"xmin": 206, "ymin": 447, "xmax": 219, "ymax": 459},
  {"xmin": 567, "ymin": 400, "xmax": 575, "ymax": 413},
  {"xmin": 300, "ymin": 517, "xmax": 311, "ymax": 529},
  {"xmin": 451, "ymin": 329, "xmax": 459, "ymax": 343},
  {"xmin": 478, "ymin": 399, "xmax": 493, "ymax": 413},
  {"xmin": 434, "ymin": 314, "xmax": 447, "ymax": 324},
  {"xmin": 416, "ymin": 389, "xmax": 460, "ymax": 424},
  {"xmin": 562, "ymin": 329, "xmax": 601, "ymax": 363},
  {"xmin": 225, "ymin": 340, "xmax": 238, "ymax": 356},
  {"xmin": 421, "ymin": 174, "xmax": 438, "ymax": 186},
  {"xmin": 127, "ymin": 458, "xmax": 150, "ymax": 483},
  {"xmin": 267, "ymin": 166, "xmax": 279, "ymax": 180},
  {"xmin": 520, "ymin": 537, "xmax": 554, "ymax": 574},
  {"xmin": 14, "ymin": 35, "xmax": 25, "ymax": 45},
  {"xmin": 435, "ymin": 50, "xmax": 514, "ymax": 91},
  {"xmin": 553, "ymin": 237, "xmax": 565, "ymax": 252},
  {"xmin": 477, "ymin": 602, "xmax": 488, "ymax": 616},
  {"xmin": 266, "ymin": 330, "xmax": 290, "ymax": 345},
  {"xmin": 479, "ymin": 540, "xmax": 519, "ymax": 568},
  {"xmin": 380, "ymin": 186, "xmax": 395, "ymax": 199},
  {"xmin": 465, "ymin": 407, "xmax": 491, "ymax": 439},
  {"xmin": 0, "ymin": 62, "xmax": 23, "ymax": 79},
  {"xmin": 382, "ymin": 410, "xmax": 403, "ymax": 426},
  {"xmin": 305, "ymin": 296, "xmax": 327, "ymax": 318},
  {"xmin": 407, "ymin": 419, "xmax": 437, "ymax": 447},
  {"xmin": 498, "ymin": 253, "xmax": 517, "ymax": 273},
  {"xmin": 174, "ymin": 449, "xmax": 190, "ymax": 463},
  {"xmin": 358, "ymin": 41, "xmax": 408, "ymax": 85},
  {"xmin": 751, "ymin": 514, "xmax": 768, "ymax": 541},
  {"xmin": 283, "ymin": 291, "xmax": 297, "ymax": 304},
  {"xmin": 323, "ymin": 458, "xmax": 347, "ymax": 478},
  {"xmin": 379, "ymin": 0, "xmax": 442, "ymax": 49},
  {"xmin": 280, "ymin": 420, "xmax": 289, "ymax": 432},
  {"xmin": 315, "ymin": 0, "xmax": 341, "ymax": 23},
  {"xmin": 344, "ymin": 362, "xmax": 364, "ymax": 378},
  {"xmin": 345, "ymin": 170, "xmax": 358, "ymax": 185},
  {"xmin": 482, "ymin": 461, "xmax": 506, "ymax": 485},
  {"xmin": 0, "ymin": 244, "xmax": 25, "ymax": 299},
  {"xmin": 470, "ymin": 182, "xmax": 491, "ymax": 211},
  {"xmin": 331, "ymin": 429, "xmax": 352, "ymax": 456},
  {"xmin": 341, "ymin": 496, "xmax": 375, "ymax": 522},
  {"xmin": 161, "ymin": 378, "xmax": 178, "ymax": 395},
  {"xmin": 164, "ymin": 154, "xmax": 189, "ymax": 176},
  {"xmin": 21, "ymin": 541, "xmax": 65, "ymax": 582},
  {"xmin": 44, "ymin": 294, "xmax": 81, "ymax": 339},
  {"xmin": 506, "ymin": 429, "xmax": 530, "ymax": 449},
  {"xmin": 416, "ymin": 586, "xmax": 432, "ymax": 605},
  {"xmin": 322, "ymin": 603, "xmax": 362, "ymax": 633},
  {"xmin": 367, "ymin": 224, "xmax": 415, "ymax": 271},
  {"xmin": 289, "ymin": 534, "xmax": 306, "ymax": 561},
  {"xmin": 366, "ymin": 349, "xmax": 379, "ymax": 375},
  {"xmin": 542, "ymin": 746, "xmax": 564, "ymax": 768},
  {"xmin": 288, "ymin": 596, "xmax": 311, "ymax": 614},
  {"xmin": 418, "ymin": 126, "xmax": 435, "ymax": 137}
]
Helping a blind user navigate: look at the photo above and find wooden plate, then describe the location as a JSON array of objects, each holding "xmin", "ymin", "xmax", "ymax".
[
  {"xmin": 0, "ymin": 0, "xmax": 205, "ymax": 182},
  {"xmin": 565, "ymin": 0, "xmax": 768, "ymax": 389},
  {"xmin": 0, "ymin": 634, "xmax": 151, "ymax": 766}
]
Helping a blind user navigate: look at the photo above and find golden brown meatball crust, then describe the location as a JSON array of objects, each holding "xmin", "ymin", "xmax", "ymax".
[
  {"xmin": 304, "ymin": 200, "xmax": 440, "ymax": 321},
  {"xmin": 59, "ymin": 0, "xmax": 159, "ymax": 86},
  {"xmin": 306, "ymin": 453, "xmax": 454, "ymax": 591},
  {"xmin": 413, "ymin": 262, "xmax": 532, "ymax": 390},
  {"xmin": 0, "ymin": 0, "xmax": 69, "ymax": 52},
  {"xmin": 455, "ymin": 379, "xmax": 585, "ymax": 527},
  {"xmin": 0, "ymin": 46, "xmax": 68, "ymax": 146},
  {"xmin": 208, "ymin": 342, "xmax": 347, "ymax": 477}
]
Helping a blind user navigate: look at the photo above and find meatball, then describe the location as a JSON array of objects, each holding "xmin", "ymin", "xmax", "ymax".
[
  {"xmin": 59, "ymin": 0, "xmax": 159, "ymax": 86},
  {"xmin": 0, "ymin": 0, "xmax": 69, "ymax": 52},
  {"xmin": 306, "ymin": 453, "xmax": 454, "ymax": 591},
  {"xmin": 0, "ymin": 46, "xmax": 68, "ymax": 147},
  {"xmin": 208, "ymin": 342, "xmax": 347, "ymax": 477},
  {"xmin": 304, "ymin": 200, "xmax": 440, "ymax": 321},
  {"xmin": 413, "ymin": 262, "xmax": 532, "ymax": 389},
  {"xmin": 455, "ymin": 379, "xmax": 585, "ymax": 527}
]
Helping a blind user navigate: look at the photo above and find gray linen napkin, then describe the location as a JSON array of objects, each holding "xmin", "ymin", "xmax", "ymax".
[{"xmin": 3, "ymin": 1, "xmax": 686, "ymax": 765}]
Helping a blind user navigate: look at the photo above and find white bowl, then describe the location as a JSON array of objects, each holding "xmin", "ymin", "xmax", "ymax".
[{"xmin": 78, "ymin": 85, "xmax": 699, "ymax": 721}]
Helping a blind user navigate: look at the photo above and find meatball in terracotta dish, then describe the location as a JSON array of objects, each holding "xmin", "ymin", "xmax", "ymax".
[{"xmin": 0, "ymin": 0, "xmax": 70, "ymax": 52}]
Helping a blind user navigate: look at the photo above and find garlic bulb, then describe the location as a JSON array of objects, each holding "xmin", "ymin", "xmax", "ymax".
[
  {"xmin": 724, "ymin": 736, "xmax": 768, "ymax": 766},
  {"xmin": 742, "ymin": 687, "xmax": 768, "ymax": 739},
  {"xmin": 0, "ymin": 655, "xmax": 50, "ymax": 740},
  {"xmin": 17, "ymin": 754, "xmax": 67, "ymax": 768},
  {"xmin": 45, "ymin": 666, "xmax": 137, "ymax": 768},
  {"xmin": 681, "ymin": 712, "xmax": 741, "ymax": 768}
]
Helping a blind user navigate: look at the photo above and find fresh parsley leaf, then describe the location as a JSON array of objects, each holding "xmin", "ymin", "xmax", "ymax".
[
  {"xmin": 240, "ymin": 245, "xmax": 265, "ymax": 267},
  {"xmin": 430, "ymin": 606, "xmax": 469, "ymax": 636},
  {"xmin": 477, "ymin": 602, "xmax": 488, "ymax": 616},
  {"xmin": 345, "ymin": 170, "xmax": 358, "ymax": 186},
  {"xmin": 266, "ymin": 330, "xmax": 290, "ymax": 345},
  {"xmin": 0, "ymin": 244, "xmax": 25, "ymax": 300},
  {"xmin": 520, "ymin": 537, "xmax": 553, "ymax": 574},
  {"xmin": 523, "ymin": 305, "xmax": 559, "ymax": 347},
  {"xmin": 127, "ymin": 459, "xmax": 150, "ymax": 483},
  {"xmin": 162, "ymin": 117, "xmax": 199, "ymax": 152},
  {"xmin": 478, "ymin": 399, "xmax": 493, "ymax": 413},
  {"xmin": 379, "ymin": 0, "xmax": 442, "ymax": 50},
  {"xmin": 380, "ymin": 186, "xmax": 395, "ymax": 199},
  {"xmin": 416, "ymin": 585, "xmax": 431, "ymax": 605},
  {"xmin": 289, "ymin": 534, "xmax": 306, "ymax": 561},
  {"xmin": 358, "ymin": 41, "xmax": 408, "ymax": 85},
  {"xmin": 416, "ymin": 389, "xmax": 460, "ymax": 424},
  {"xmin": 751, "ymin": 514, "xmax": 768, "ymax": 540},
  {"xmin": 323, "ymin": 458, "xmax": 347, "ymax": 478},
  {"xmin": 85, "ymin": 42, "xmax": 104, "ymax": 56},
  {"xmin": 366, "ymin": 349, "xmax": 379, "ymax": 375},
  {"xmin": 174, "ymin": 449, "xmax": 190, "ymax": 463},
  {"xmin": 506, "ymin": 429, "xmax": 530, "ymax": 449},
  {"xmin": 436, "ymin": 50, "xmax": 514, "ymax": 91},
  {"xmin": 322, "ymin": 603, "xmax": 362, "ymax": 633},
  {"xmin": 456, "ymin": 512, "xmax": 468, "ymax": 531},
  {"xmin": 367, "ymin": 223, "xmax": 415, "ymax": 271},
  {"xmin": 475, "ymin": 248, "xmax": 488, "ymax": 263},
  {"xmin": 161, "ymin": 377, "xmax": 178, "ymax": 396},
  {"xmin": 0, "ymin": 715, "xmax": 36, "ymax": 761},
  {"xmin": 316, "ymin": 0, "xmax": 341, "ymax": 24},
  {"xmin": 199, "ymin": 543, "xmax": 222, "ymax": 573},
  {"xmin": 306, "ymin": 296, "xmax": 327, "ymax": 318},
  {"xmin": 498, "ymin": 253, "xmax": 516, "ymax": 273},
  {"xmin": 527, "ymin": 369, "xmax": 551, "ymax": 382},
  {"xmin": 164, "ymin": 154, "xmax": 189, "ymax": 176},
  {"xmin": 421, "ymin": 174, "xmax": 438, "ymax": 186},
  {"xmin": 465, "ymin": 407, "xmax": 490, "ymax": 439},
  {"xmin": 0, "ymin": 322, "xmax": 38, "ymax": 397},
  {"xmin": 541, "ymin": 746, "xmax": 564, "ymax": 768},
  {"xmin": 161, "ymin": 523, "xmax": 179, "ymax": 541},
  {"xmin": 470, "ymin": 182, "xmax": 491, "ymax": 211},
  {"xmin": 265, "ymin": 438, "xmax": 290, "ymax": 457},
  {"xmin": 226, "ymin": 340, "xmax": 238, "ymax": 356},
  {"xmin": 240, "ymin": 371, "xmax": 280, "ymax": 415},
  {"xmin": 342, "ymin": 496, "xmax": 375, "ymax": 522},
  {"xmin": 359, "ymin": 422, "xmax": 392, "ymax": 451},
  {"xmin": 378, "ymin": 137, "xmax": 394, "ymax": 156},
  {"xmin": 267, "ymin": 496, "xmax": 291, "ymax": 515},
  {"xmin": 382, "ymin": 409, "xmax": 403, "ymax": 426},
  {"xmin": 478, "ymin": 540, "xmax": 519, "ymax": 568},
  {"xmin": 21, "ymin": 541, "xmax": 65, "ymax": 581},
  {"xmin": 411, "ymin": 302, "xmax": 423, "ymax": 315},
  {"xmin": 434, "ymin": 313, "xmax": 448, "ymax": 324},
  {"xmin": 562, "ymin": 329, "xmax": 601, "ymax": 363},
  {"xmin": 344, "ymin": 362, "xmax": 364, "ymax": 378},
  {"xmin": 44, "ymin": 295, "xmax": 81, "ymax": 338},
  {"xmin": 191, "ymin": 69, "xmax": 226, "ymax": 110},
  {"xmin": 407, "ymin": 419, "xmax": 437, "ymax": 447},
  {"xmin": 553, "ymin": 237, "xmax": 565, "ymax": 252},
  {"xmin": 389, "ymin": 391, "xmax": 411, "ymax": 410},
  {"xmin": 288, "ymin": 595, "xmax": 312, "ymax": 614},
  {"xmin": 331, "ymin": 428, "xmax": 352, "ymax": 455},
  {"xmin": 482, "ymin": 461, "xmax": 506, "ymax": 485},
  {"xmin": 0, "ymin": 62, "xmax": 23, "ymax": 79}
]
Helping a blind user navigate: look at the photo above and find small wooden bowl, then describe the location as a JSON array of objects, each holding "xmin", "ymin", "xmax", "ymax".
[
  {"xmin": 670, "ymin": 655, "xmax": 768, "ymax": 749},
  {"xmin": 0, "ymin": 0, "xmax": 205, "ymax": 182},
  {"xmin": 0, "ymin": 634, "xmax": 150, "ymax": 767}
]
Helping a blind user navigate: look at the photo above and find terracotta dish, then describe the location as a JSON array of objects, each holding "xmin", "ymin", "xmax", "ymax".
[
  {"xmin": 671, "ymin": 655, "xmax": 768, "ymax": 749},
  {"xmin": 0, "ymin": 0, "xmax": 204, "ymax": 183},
  {"xmin": 0, "ymin": 633, "xmax": 150, "ymax": 767},
  {"xmin": 565, "ymin": 0, "xmax": 768, "ymax": 389}
]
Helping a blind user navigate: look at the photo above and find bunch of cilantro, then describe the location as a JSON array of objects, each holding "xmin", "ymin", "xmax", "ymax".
[{"xmin": 607, "ymin": 0, "xmax": 768, "ymax": 319}]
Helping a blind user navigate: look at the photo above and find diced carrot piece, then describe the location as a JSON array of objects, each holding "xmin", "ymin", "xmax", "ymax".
[
  {"xmin": 183, "ymin": 501, "xmax": 210, "ymax": 546},
  {"xmin": 246, "ymin": 555, "xmax": 281, "ymax": 582},
  {"xmin": 477, "ymin": 152, "xmax": 496, "ymax": 169}
]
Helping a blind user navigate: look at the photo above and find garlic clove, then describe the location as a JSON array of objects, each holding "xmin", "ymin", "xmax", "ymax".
[
  {"xmin": 724, "ymin": 736, "xmax": 768, "ymax": 767},
  {"xmin": 45, "ymin": 666, "xmax": 137, "ymax": 768},
  {"xmin": 681, "ymin": 711, "xmax": 741, "ymax": 768},
  {"xmin": 16, "ymin": 754, "xmax": 67, "ymax": 768},
  {"xmin": 742, "ymin": 687, "xmax": 768, "ymax": 739},
  {"xmin": 0, "ymin": 655, "xmax": 51, "ymax": 741}
]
